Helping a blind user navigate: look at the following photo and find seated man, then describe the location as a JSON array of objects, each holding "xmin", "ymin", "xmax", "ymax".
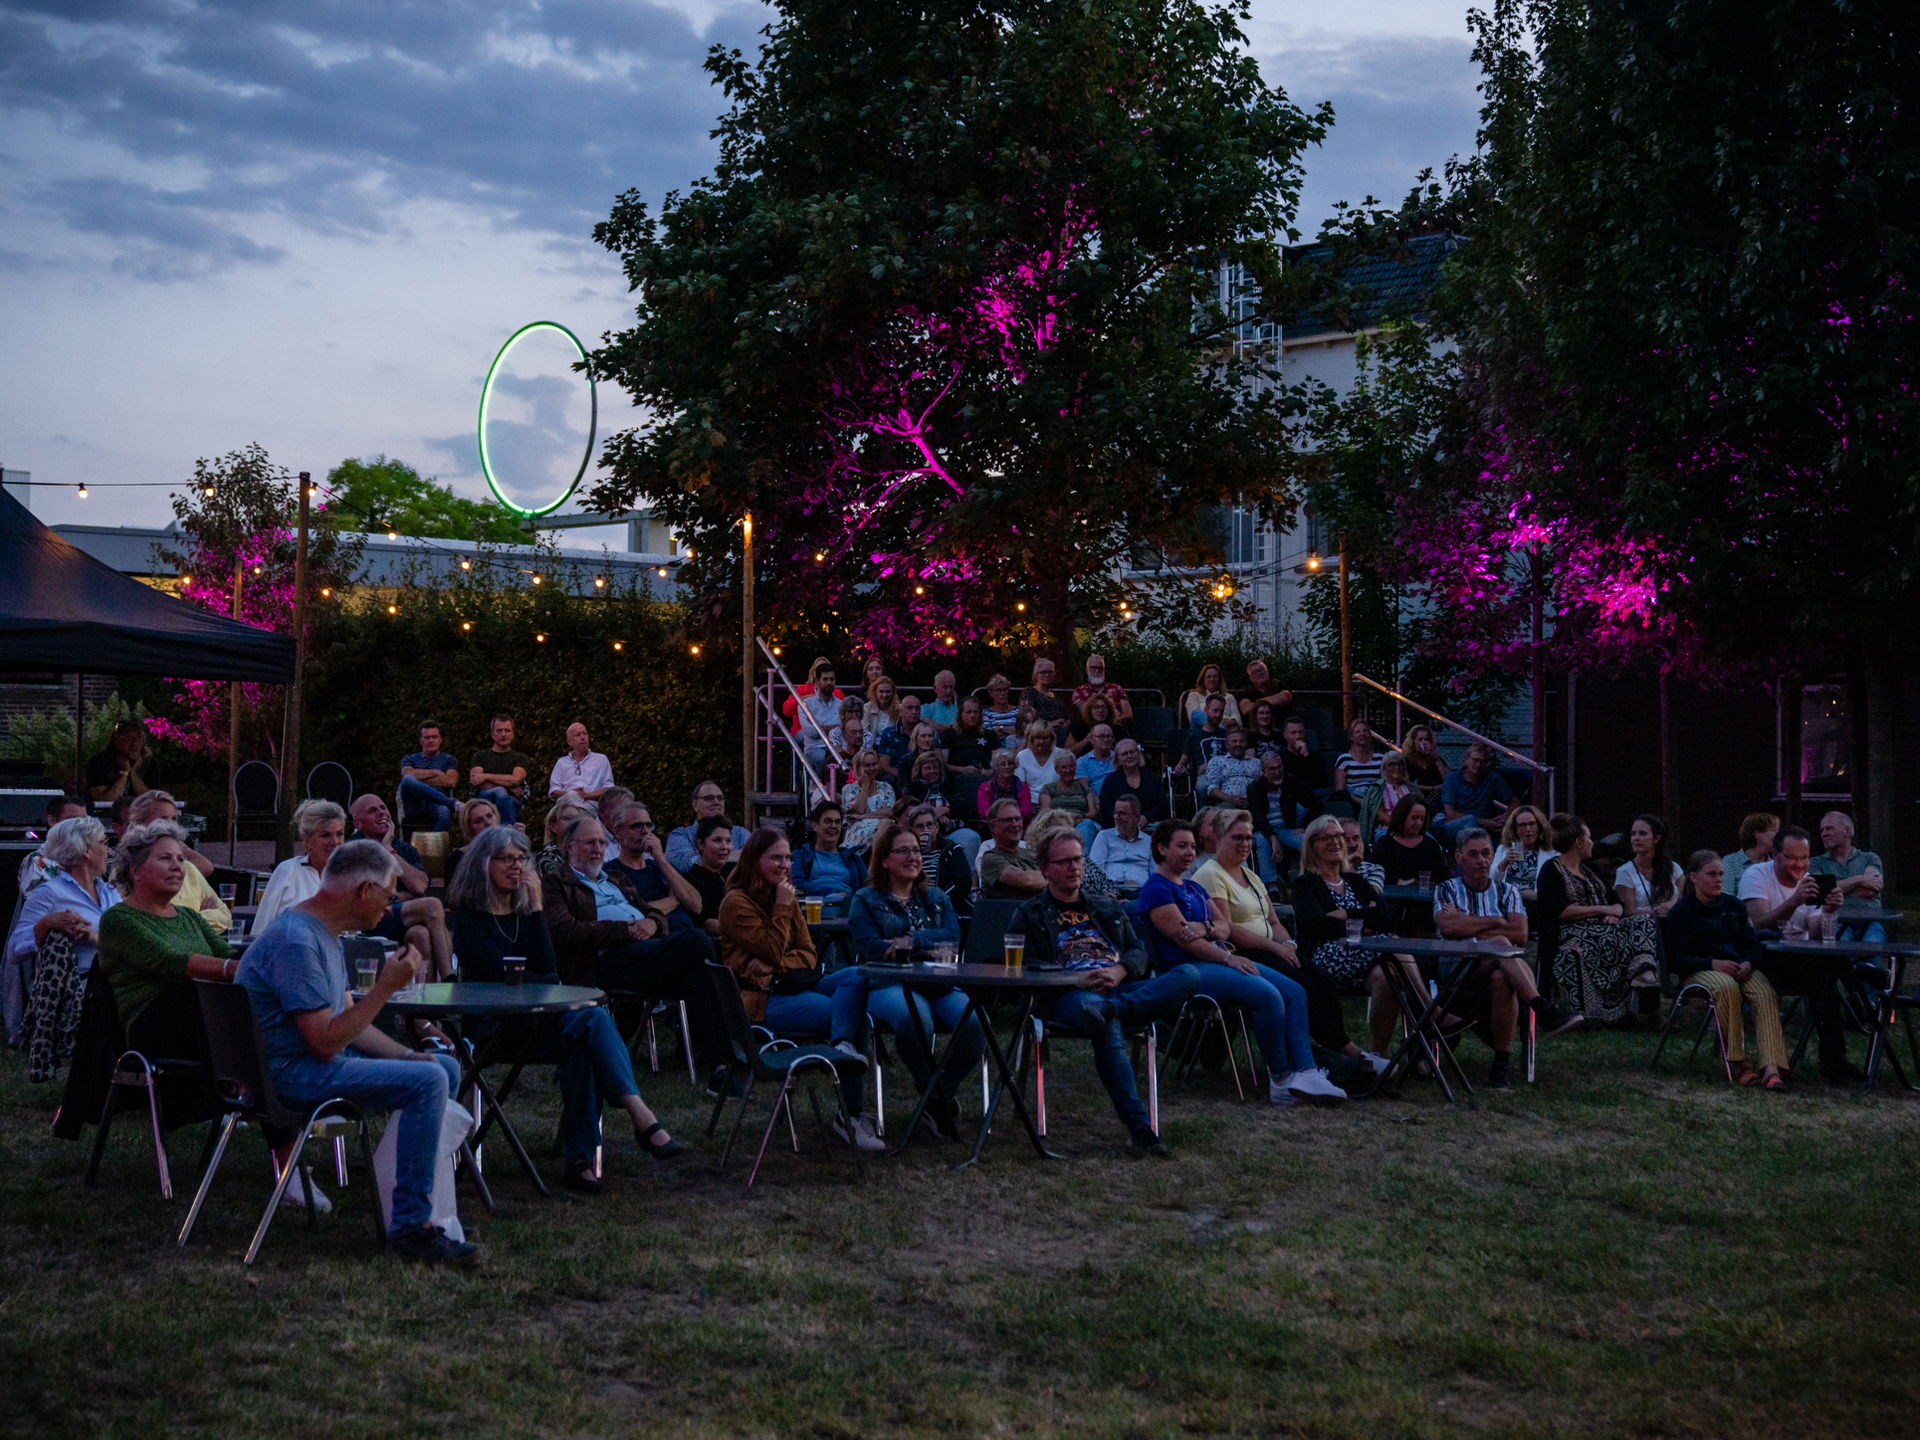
[
  {"xmin": 796, "ymin": 662, "xmax": 847, "ymax": 769},
  {"xmin": 1238, "ymin": 659, "xmax": 1295, "ymax": 725},
  {"xmin": 86, "ymin": 719, "xmax": 160, "ymax": 805},
  {"xmin": 468, "ymin": 713, "xmax": 530, "ymax": 827},
  {"xmin": 664, "ymin": 783, "xmax": 753, "ymax": 872},
  {"xmin": 398, "ymin": 720, "xmax": 460, "ymax": 833},
  {"xmin": 1074, "ymin": 724, "xmax": 1120, "ymax": 793},
  {"xmin": 923, "ymin": 670, "xmax": 962, "ymax": 731},
  {"xmin": 1813, "ymin": 810, "xmax": 1887, "ymax": 939},
  {"xmin": 979, "ymin": 798, "xmax": 1046, "ymax": 899},
  {"xmin": 1014, "ymin": 830, "xmax": 1169, "ymax": 1155},
  {"xmin": 349, "ymin": 794, "xmax": 452, "ymax": 980},
  {"xmin": 1740, "ymin": 824, "xmax": 1855, "ymax": 1080},
  {"xmin": 1432, "ymin": 826, "xmax": 1580, "ymax": 1091},
  {"xmin": 549, "ymin": 722, "xmax": 614, "ymax": 804},
  {"xmin": 1199, "ymin": 725, "xmax": 1261, "ymax": 810},
  {"xmin": 1435, "ymin": 743, "xmax": 1515, "ymax": 845},
  {"xmin": 876, "ymin": 693, "xmax": 924, "ymax": 779},
  {"xmin": 1247, "ymin": 751, "xmax": 1318, "ymax": 883},
  {"xmin": 1175, "ymin": 694, "xmax": 1232, "ymax": 775},
  {"xmin": 540, "ymin": 816, "xmax": 720, "ymax": 1072},
  {"xmin": 1279, "ymin": 716, "xmax": 1330, "ymax": 795},
  {"xmin": 1071, "ymin": 653, "xmax": 1133, "ymax": 728},
  {"xmin": 237, "ymin": 839, "xmax": 475, "ymax": 1265},
  {"xmin": 605, "ymin": 801, "xmax": 707, "ymax": 933},
  {"xmin": 1087, "ymin": 794, "xmax": 1152, "ymax": 891}
]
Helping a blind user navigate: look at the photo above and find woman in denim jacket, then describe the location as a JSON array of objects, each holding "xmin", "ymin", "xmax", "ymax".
[{"xmin": 848, "ymin": 822, "xmax": 985, "ymax": 1141}]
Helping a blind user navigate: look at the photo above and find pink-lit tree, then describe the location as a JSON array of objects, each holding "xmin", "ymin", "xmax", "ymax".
[{"xmin": 588, "ymin": 0, "xmax": 1339, "ymax": 660}]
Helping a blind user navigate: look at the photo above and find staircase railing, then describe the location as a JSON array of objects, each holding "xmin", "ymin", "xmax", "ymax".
[
  {"xmin": 1351, "ymin": 671, "xmax": 1556, "ymax": 814},
  {"xmin": 753, "ymin": 638, "xmax": 843, "ymax": 814}
]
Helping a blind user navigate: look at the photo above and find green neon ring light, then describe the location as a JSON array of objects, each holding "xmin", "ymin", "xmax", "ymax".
[{"xmin": 477, "ymin": 320, "xmax": 598, "ymax": 517}]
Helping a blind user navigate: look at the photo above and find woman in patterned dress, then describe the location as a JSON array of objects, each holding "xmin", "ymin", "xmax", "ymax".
[{"xmin": 1537, "ymin": 812, "xmax": 1660, "ymax": 1025}]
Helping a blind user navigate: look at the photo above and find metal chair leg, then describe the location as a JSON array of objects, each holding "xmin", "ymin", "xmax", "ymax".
[
  {"xmin": 746, "ymin": 1075, "xmax": 796, "ymax": 1188},
  {"xmin": 679, "ymin": 1001, "xmax": 698, "ymax": 1092},
  {"xmin": 178, "ymin": 1113, "xmax": 239, "ymax": 1247},
  {"xmin": 332, "ymin": 1135, "xmax": 347, "ymax": 1188},
  {"xmin": 1032, "ymin": 1024, "xmax": 1048, "ymax": 1138},
  {"xmin": 246, "ymin": 1119, "xmax": 316, "ymax": 1265},
  {"xmin": 1146, "ymin": 1025, "xmax": 1159, "ymax": 1133},
  {"xmin": 145, "ymin": 1071, "xmax": 174, "ymax": 1200}
]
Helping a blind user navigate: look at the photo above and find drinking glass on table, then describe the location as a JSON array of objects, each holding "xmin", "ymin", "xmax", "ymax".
[
  {"xmin": 1345, "ymin": 917, "xmax": 1364, "ymax": 944},
  {"xmin": 1417, "ymin": 870, "xmax": 1433, "ymax": 892},
  {"xmin": 1003, "ymin": 927, "xmax": 1025, "ymax": 972},
  {"xmin": 217, "ymin": 882, "xmax": 238, "ymax": 904}
]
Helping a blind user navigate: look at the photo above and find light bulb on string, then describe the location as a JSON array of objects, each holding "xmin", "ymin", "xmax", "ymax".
[{"xmin": 76, "ymin": 484, "xmax": 87, "ymax": 499}]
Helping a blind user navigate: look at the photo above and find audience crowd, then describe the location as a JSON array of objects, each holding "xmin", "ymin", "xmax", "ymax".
[{"xmin": 4, "ymin": 656, "xmax": 1898, "ymax": 1268}]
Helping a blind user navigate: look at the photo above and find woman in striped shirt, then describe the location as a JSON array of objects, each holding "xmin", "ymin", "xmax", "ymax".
[{"xmin": 1332, "ymin": 717, "xmax": 1387, "ymax": 796}]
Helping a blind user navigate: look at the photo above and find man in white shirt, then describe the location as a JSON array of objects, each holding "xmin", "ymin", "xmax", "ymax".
[
  {"xmin": 548, "ymin": 722, "xmax": 615, "ymax": 803},
  {"xmin": 1740, "ymin": 823, "xmax": 1858, "ymax": 1080},
  {"xmin": 1088, "ymin": 794, "xmax": 1152, "ymax": 890}
]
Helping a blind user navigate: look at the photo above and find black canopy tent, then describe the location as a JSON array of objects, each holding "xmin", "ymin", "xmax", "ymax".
[{"xmin": 0, "ymin": 488, "xmax": 294, "ymax": 683}]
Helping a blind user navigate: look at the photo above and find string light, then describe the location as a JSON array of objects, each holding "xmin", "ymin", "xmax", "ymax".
[
  {"xmin": 461, "ymin": 621, "xmax": 472, "ymax": 632},
  {"xmin": 689, "ymin": 644, "xmax": 701, "ymax": 656},
  {"xmin": 1015, "ymin": 602, "xmax": 1026, "ymax": 613},
  {"xmin": 387, "ymin": 604, "xmax": 398, "ymax": 615},
  {"xmin": 531, "ymin": 574, "xmax": 543, "ymax": 586},
  {"xmin": 460, "ymin": 559, "xmax": 471, "ymax": 571},
  {"xmin": 181, "ymin": 574, "xmax": 193, "ymax": 588},
  {"xmin": 914, "ymin": 585, "xmax": 925, "ymax": 596},
  {"xmin": 593, "ymin": 576, "xmax": 605, "ymax": 588},
  {"xmin": 814, "ymin": 552, "xmax": 825, "ymax": 562},
  {"xmin": 656, "ymin": 567, "xmax": 668, "ymax": 578},
  {"xmin": 535, "ymin": 633, "xmax": 547, "ymax": 643},
  {"xmin": 771, "ymin": 645, "xmax": 782, "ymax": 657},
  {"xmin": 251, "ymin": 565, "xmax": 262, "ymax": 575},
  {"xmin": 319, "ymin": 587, "xmax": 331, "ymax": 598},
  {"xmin": 386, "ymin": 528, "xmax": 398, "ymax": 541},
  {"xmin": 612, "ymin": 640, "xmax": 624, "ymax": 652},
  {"xmin": 76, "ymin": 484, "xmax": 87, "ymax": 499},
  {"xmin": 203, "ymin": 485, "xmax": 216, "ymax": 498},
  {"xmin": 1304, "ymin": 552, "xmax": 1322, "ymax": 573}
]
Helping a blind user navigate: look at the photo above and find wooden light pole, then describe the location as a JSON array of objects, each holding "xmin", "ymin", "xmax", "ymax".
[
  {"xmin": 1338, "ymin": 539, "xmax": 1352, "ymax": 729},
  {"xmin": 276, "ymin": 473, "xmax": 312, "ymax": 860},
  {"xmin": 225, "ymin": 553, "xmax": 245, "ymax": 857},
  {"xmin": 741, "ymin": 510, "xmax": 755, "ymax": 824}
]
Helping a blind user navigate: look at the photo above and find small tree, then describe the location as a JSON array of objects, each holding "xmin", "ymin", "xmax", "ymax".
[
  {"xmin": 325, "ymin": 456, "xmax": 528, "ymax": 544},
  {"xmin": 588, "ymin": 0, "xmax": 1335, "ymax": 662},
  {"xmin": 151, "ymin": 444, "xmax": 359, "ymax": 758}
]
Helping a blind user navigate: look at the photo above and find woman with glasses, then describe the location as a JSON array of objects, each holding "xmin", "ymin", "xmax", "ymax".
[
  {"xmin": 447, "ymin": 826, "xmax": 686, "ymax": 1191},
  {"xmin": 443, "ymin": 797, "xmax": 500, "ymax": 889},
  {"xmin": 792, "ymin": 800, "xmax": 868, "ymax": 900},
  {"xmin": 1097, "ymin": 739, "xmax": 1170, "ymax": 824},
  {"xmin": 848, "ymin": 822, "xmax": 986, "ymax": 1140}
]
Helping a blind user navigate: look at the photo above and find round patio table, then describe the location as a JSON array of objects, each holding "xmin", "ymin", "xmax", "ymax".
[{"xmin": 1349, "ymin": 935, "xmax": 1523, "ymax": 1103}]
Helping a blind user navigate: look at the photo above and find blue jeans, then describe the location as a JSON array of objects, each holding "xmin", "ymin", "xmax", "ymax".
[
  {"xmin": 1038, "ymin": 988, "xmax": 1153, "ymax": 1138},
  {"xmin": 475, "ymin": 785, "xmax": 522, "ymax": 826},
  {"xmin": 867, "ymin": 985, "xmax": 987, "ymax": 1101},
  {"xmin": 1431, "ymin": 813, "xmax": 1483, "ymax": 845},
  {"xmin": 1075, "ymin": 819, "xmax": 1101, "ymax": 851},
  {"xmin": 1112, "ymin": 962, "xmax": 1314, "ymax": 1078},
  {"xmin": 949, "ymin": 827, "xmax": 983, "ymax": 871},
  {"xmin": 397, "ymin": 776, "xmax": 456, "ymax": 831},
  {"xmin": 553, "ymin": 1007, "xmax": 641, "ymax": 1167},
  {"xmin": 764, "ymin": 968, "xmax": 871, "ymax": 1110},
  {"xmin": 273, "ymin": 1049, "xmax": 461, "ymax": 1234}
]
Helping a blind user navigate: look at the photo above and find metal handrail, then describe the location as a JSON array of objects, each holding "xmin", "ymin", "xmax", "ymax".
[
  {"xmin": 758, "ymin": 639, "xmax": 845, "ymax": 766},
  {"xmin": 1351, "ymin": 671, "xmax": 1555, "ymax": 812},
  {"xmin": 755, "ymin": 640, "xmax": 843, "ymax": 805}
]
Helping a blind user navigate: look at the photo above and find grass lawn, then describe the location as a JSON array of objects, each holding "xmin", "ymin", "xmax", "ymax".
[{"xmin": 2, "ymin": 1016, "xmax": 1917, "ymax": 1440}]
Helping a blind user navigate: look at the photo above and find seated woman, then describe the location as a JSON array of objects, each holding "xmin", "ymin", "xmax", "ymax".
[
  {"xmin": 899, "ymin": 750, "xmax": 982, "ymax": 868},
  {"xmin": 1177, "ymin": 662, "xmax": 1235, "ymax": 727},
  {"xmin": 1369, "ymin": 794, "xmax": 1453, "ymax": 888},
  {"xmin": 1400, "ymin": 724, "xmax": 1451, "ymax": 806},
  {"xmin": 790, "ymin": 800, "xmax": 868, "ymax": 901},
  {"xmin": 1019, "ymin": 657, "xmax": 1070, "ymax": 745},
  {"xmin": 8, "ymin": 814, "xmax": 118, "ymax": 1080},
  {"xmin": 839, "ymin": 747, "xmax": 897, "ymax": 855},
  {"xmin": 940, "ymin": 697, "xmax": 996, "ymax": 795},
  {"xmin": 98, "ymin": 820, "xmax": 235, "ymax": 1053},
  {"xmin": 444, "ymin": 797, "xmax": 501, "ymax": 887},
  {"xmin": 1538, "ymin": 812, "xmax": 1661, "ymax": 1026},
  {"xmin": 682, "ymin": 815, "xmax": 737, "ymax": 936},
  {"xmin": 1492, "ymin": 804, "xmax": 1551, "ymax": 905},
  {"xmin": 448, "ymin": 826, "xmax": 685, "ymax": 1189},
  {"xmin": 535, "ymin": 799, "xmax": 598, "ymax": 878},
  {"xmin": 717, "ymin": 828, "xmax": 880, "ymax": 1150},
  {"xmin": 1662, "ymin": 850, "xmax": 1789, "ymax": 1090},
  {"xmin": 1036, "ymin": 746, "xmax": 1099, "ymax": 849},
  {"xmin": 904, "ymin": 804, "xmax": 975, "ymax": 909},
  {"xmin": 975, "ymin": 748, "xmax": 1033, "ymax": 825},
  {"xmin": 1014, "ymin": 722, "xmax": 1063, "ymax": 798},
  {"xmin": 1287, "ymin": 815, "xmax": 1405, "ymax": 1070},
  {"xmin": 1615, "ymin": 812, "xmax": 1683, "ymax": 919},
  {"xmin": 1242, "ymin": 699, "xmax": 1284, "ymax": 758},
  {"xmin": 1068, "ymin": 692, "xmax": 1125, "ymax": 752},
  {"xmin": 848, "ymin": 821, "xmax": 987, "ymax": 1139},
  {"xmin": 981, "ymin": 674, "xmax": 1022, "ymax": 747},
  {"xmin": 862, "ymin": 674, "xmax": 900, "ymax": 737},
  {"xmin": 1198, "ymin": 814, "xmax": 1397, "ymax": 1075},
  {"xmin": 1098, "ymin": 739, "xmax": 1170, "ymax": 825},
  {"xmin": 1331, "ymin": 717, "xmax": 1386, "ymax": 800},
  {"xmin": 1137, "ymin": 818, "xmax": 1344, "ymax": 1103},
  {"xmin": 252, "ymin": 800, "xmax": 347, "ymax": 930},
  {"xmin": 1371, "ymin": 752, "xmax": 1418, "ymax": 836}
]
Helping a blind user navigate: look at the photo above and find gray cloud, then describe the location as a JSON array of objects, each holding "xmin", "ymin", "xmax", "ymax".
[{"xmin": 0, "ymin": 0, "xmax": 763, "ymax": 280}]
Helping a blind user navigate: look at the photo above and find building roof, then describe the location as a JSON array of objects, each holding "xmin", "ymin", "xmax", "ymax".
[{"xmin": 1281, "ymin": 232, "xmax": 1463, "ymax": 340}]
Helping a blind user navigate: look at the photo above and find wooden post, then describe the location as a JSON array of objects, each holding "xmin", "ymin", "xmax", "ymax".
[
  {"xmin": 276, "ymin": 474, "xmax": 312, "ymax": 861},
  {"xmin": 70, "ymin": 671, "xmax": 85, "ymax": 799},
  {"xmin": 1338, "ymin": 539, "xmax": 1352, "ymax": 729},
  {"xmin": 226, "ymin": 555, "xmax": 245, "ymax": 857},
  {"xmin": 741, "ymin": 510, "xmax": 755, "ymax": 825},
  {"xmin": 1530, "ymin": 543, "xmax": 1546, "ymax": 772}
]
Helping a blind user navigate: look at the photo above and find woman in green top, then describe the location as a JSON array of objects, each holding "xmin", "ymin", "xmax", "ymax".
[{"xmin": 100, "ymin": 821, "xmax": 234, "ymax": 1055}]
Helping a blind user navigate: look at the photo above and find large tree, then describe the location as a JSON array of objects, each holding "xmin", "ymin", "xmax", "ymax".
[
  {"xmin": 588, "ymin": 0, "xmax": 1332, "ymax": 658},
  {"xmin": 325, "ymin": 455, "xmax": 527, "ymax": 544},
  {"xmin": 1332, "ymin": 0, "xmax": 1917, "ymax": 830}
]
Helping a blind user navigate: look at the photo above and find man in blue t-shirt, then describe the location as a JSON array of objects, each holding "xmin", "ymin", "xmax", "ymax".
[
  {"xmin": 237, "ymin": 839, "xmax": 475, "ymax": 1265},
  {"xmin": 1435, "ymin": 743, "xmax": 1516, "ymax": 845},
  {"xmin": 397, "ymin": 721, "xmax": 459, "ymax": 832}
]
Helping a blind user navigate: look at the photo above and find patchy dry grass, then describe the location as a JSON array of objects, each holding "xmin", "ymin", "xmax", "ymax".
[{"xmin": 2, "ymin": 1018, "xmax": 1917, "ymax": 1439}]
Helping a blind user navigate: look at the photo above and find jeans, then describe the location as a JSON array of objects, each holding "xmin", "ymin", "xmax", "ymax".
[
  {"xmin": 1037, "ymin": 988, "xmax": 1153, "ymax": 1138},
  {"xmin": 1075, "ymin": 819, "xmax": 1101, "ymax": 851},
  {"xmin": 764, "ymin": 968, "xmax": 872, "ymax": 1110},
  {"xmin": 475, "ymin": 785, "xmax": 522, "ymax": 826},
  {"xmin": 1431, "ymin": 813, "xmax": 1484, "ymax": 846},
  {"xmin": 1112, "ymin": 962, "xmax": 1315, "ymax": 1078},
  {"xmin": 867, "ymin": 985, "xmax": 987, "ymax": 1101},
  {"xmin": 553, "ymin": 1006, "xmax": 641, "ymax": 1166},
  {"xmin": 397, "ymin": 776, "xmax": 456, "ymax": 832},
  {"xmin": 273, "ymin": 1049, "xmax": 461, "ymax": 1234},
  {"xmin": 948, "ymin": 827, "xmax": 983, "ymax": 871}
]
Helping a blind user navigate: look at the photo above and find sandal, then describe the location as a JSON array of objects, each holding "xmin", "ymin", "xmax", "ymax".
[
  {"xmin": 1730, "ymin": 1062, "xmax": 1760, "ymax": 1087},
  {"xmin": 1762, "ymin": 1071, "xmax": 1787, "ymax": 1092},
  {"xmin": 637, "ymin": 1120, "xmax": 688, "ymax": 1161}
]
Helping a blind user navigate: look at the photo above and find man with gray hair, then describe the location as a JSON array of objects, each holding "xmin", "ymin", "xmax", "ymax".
[
  {"xmin": 1813, "ymin": 809, "xmax": 1887, "ymax": 942},
  {"xmin": 237, "ymin": 839, "xmax": 477, "ymax": 1266}
]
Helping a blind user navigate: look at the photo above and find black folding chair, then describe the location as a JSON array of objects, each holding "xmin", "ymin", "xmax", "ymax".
[
  {"xmin": 305, "ymin": 761, "xmax": 353, "ymax": 808},
  {"xmin": 701, "ymin": 960, "xmax": 869, "ymax": 1187},
  {"xmin": 72, "ymin": 967, "xmax": 209, "ymax": 1200},
  {"xmin": 1648, "ymin": 947, "xmax": 1732, "ymax": 1081},
  {"xmin": 177, "ymin": 981, "xmax": 382, "ymax": 1264},
  {"xmin": 228, "ymin": 760, "xmax": 281, "ymax": 863}
]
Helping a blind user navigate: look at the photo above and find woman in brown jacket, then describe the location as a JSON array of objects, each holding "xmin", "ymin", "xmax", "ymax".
[{"xmin": 717, "ymin": 827, "xmax": 879, "ymax": 1149}]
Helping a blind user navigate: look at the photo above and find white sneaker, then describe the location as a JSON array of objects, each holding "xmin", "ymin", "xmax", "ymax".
[
  {"xmin": 1287, "ymin": 1067, "xmax": 1348, "ymax": 1104},
  {"xmin": 832, "ymin": 1113, "xmax": 887, "ymax": 1153},
  {"xmin": 832, "ymin": 1040, "xmax": 865, "ymax": 1063},
  {"xmin": 277, "ymin": 1167, "xmax": 333, "ymax": 1213},
  {"xmin": 1267, "ymin": 1075, "xmax": 1298, "ymax": 1106},
  {"xmin": 1361, "ymin": 1050, "xmax": 1392, "ymax": 1076}
]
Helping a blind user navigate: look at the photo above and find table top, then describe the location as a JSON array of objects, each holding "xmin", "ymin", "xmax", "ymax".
[
  {"xmin": 1379, "ymin": 884, "xmax": 1439, "ymax": 903},
  {"xmin": 1835, "ymin": 904, "xmax": 1903, "ymax": 923},
  {"xmin": 1762, "ymin": 939, "xmax": 1920, "ymax": 959},
  {"xmin": 806, "ymin": 916, "xmax": 851, "ymax": 935},
  {"xmin": 1349, "ymin": 935, "xmax": 1521, "ymax": 959},
  {"xmin": 379, "ymin": 982, "xmax": 606, "ymax": 1016},
  {"xmin": 856, "ymin": 961, "xmax": 1091, "ymax": 990}
]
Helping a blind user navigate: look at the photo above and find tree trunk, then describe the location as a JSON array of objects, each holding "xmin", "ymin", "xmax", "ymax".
[
  {"xmin": 1781, "ymin": 673, "xmax": 1802, "ymax": 826},
  {"xmin": 1863, "ymin": 641, "xmax": 1899, "ymax": 887},
  {"xmin": 1847, "ymin": 644, "xmax": 1871, "ymax": 836}
]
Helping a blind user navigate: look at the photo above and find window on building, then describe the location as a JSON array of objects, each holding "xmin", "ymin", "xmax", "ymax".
[{"xmin": 1798, "ymin": 683, "xmax": 1850, "ymax": 795}]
